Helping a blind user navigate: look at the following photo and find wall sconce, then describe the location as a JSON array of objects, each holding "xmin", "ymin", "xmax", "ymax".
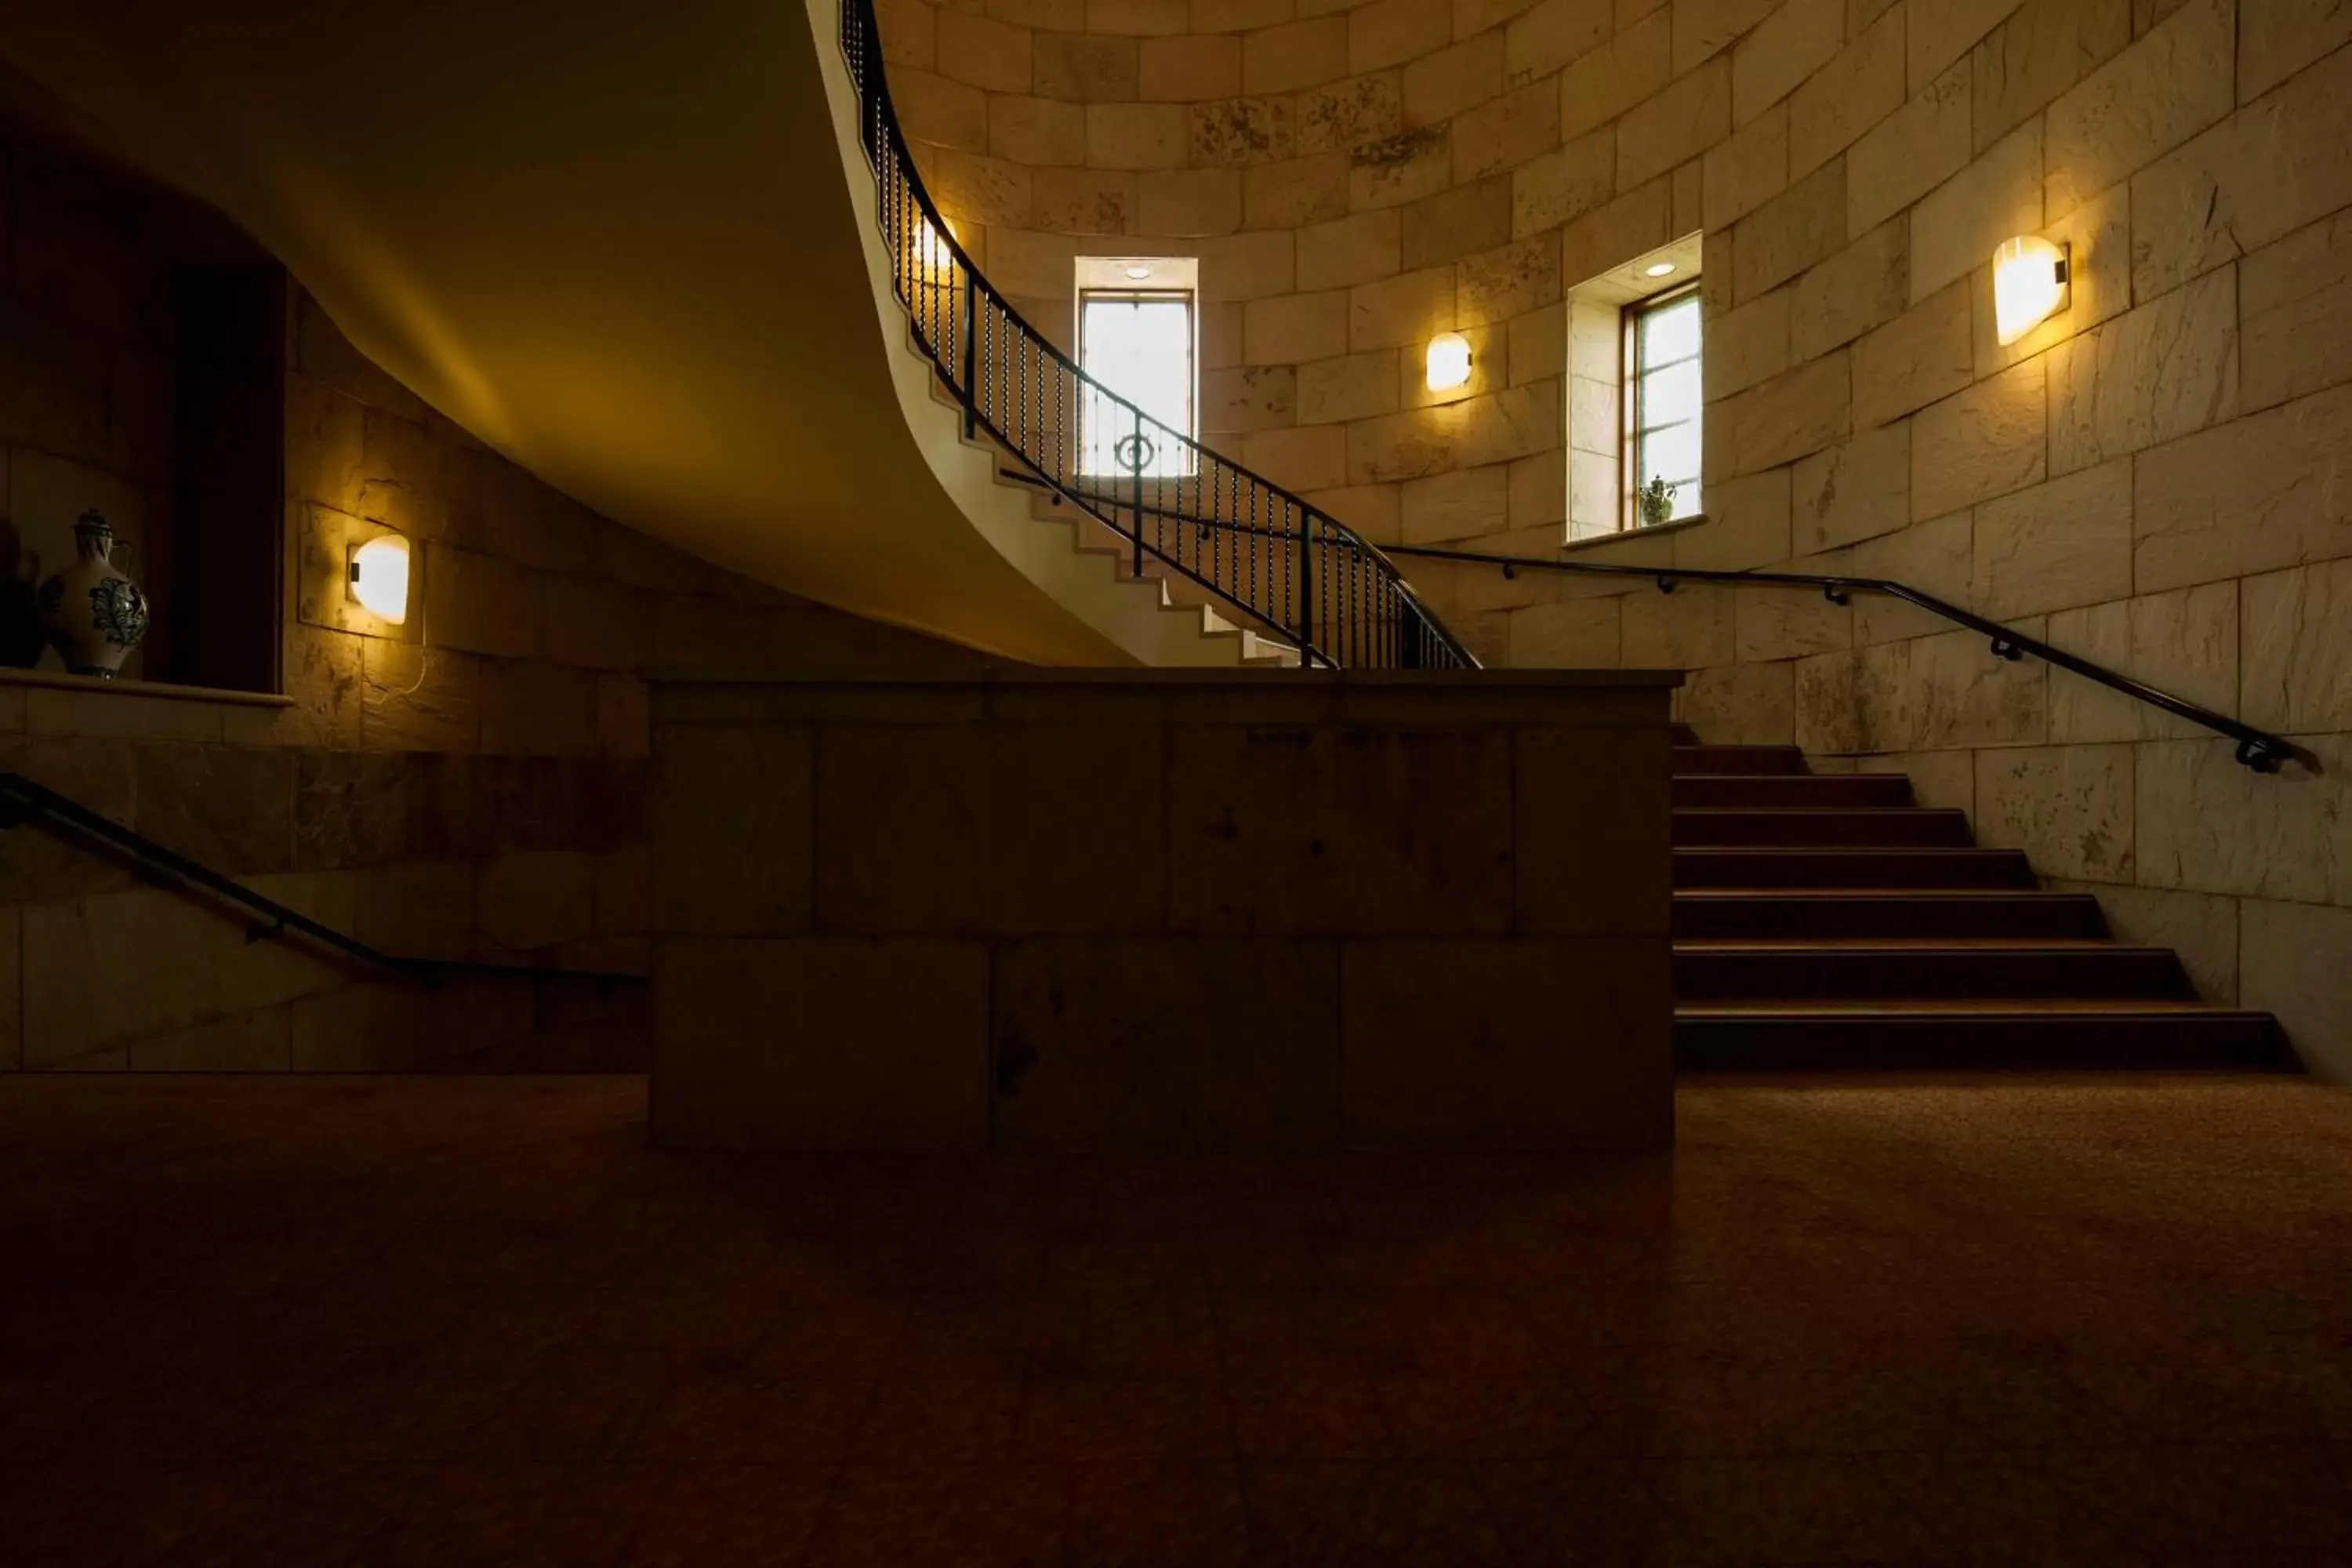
[
  {"xmin": 1425, "ymin": 332, "xmax": 1473, "ymax": 391},
  {"xmin": 1993, "ymin": 235, "xmax": 2071, "ymax": 346},
  {"xmin": 348, "ymin": 533, "xmax": 412, "ymax": 623},
  {"xmin": 915, "ymin": 216, "xmax": 957, "ymax": 283}
]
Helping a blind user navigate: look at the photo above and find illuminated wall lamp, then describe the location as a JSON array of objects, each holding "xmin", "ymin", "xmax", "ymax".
[
  {"xmin": 348, "ymin": 534, "xmax": 412, "ymax": 624},
  {"xmin": 1425, "ymin": 332, "xmax": 1473, "ymax": 392},
  {"xmin": 1992, "ymin": 235, "xmax": 2071, "ymax": 346}
]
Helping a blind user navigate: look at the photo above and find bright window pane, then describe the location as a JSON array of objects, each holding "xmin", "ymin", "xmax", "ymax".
[
  {"xmin": 1639, "ymin": 296, "xmax": 1699, "ymax": 364},
  {"xmin": 1637, "ymin": 361, "xmax": 1700, "ymax": 430},
  {"xmin": 1636, "ymin": 420, "xmax": 1699, "ymax": 491},
  {"xmin": 1628, "ymin": 285, "xmax": 1702, "ymax": 527},
  {"xmin": 1081, "ymin": 294, "xmax": 1193, "ymax": 477}
]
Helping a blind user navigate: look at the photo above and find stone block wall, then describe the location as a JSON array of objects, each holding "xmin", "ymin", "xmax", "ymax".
[
  {"xmin": 651, "ymin": 670, "xmax": 1677, "ymax": 1151},
  {"xmin": 879, "ymin": 0, "xmax": 2352, "ymax": 1077},
  {"xmin": 2, "ymin": 138, "xmax": 982, "ymax": 1071}
]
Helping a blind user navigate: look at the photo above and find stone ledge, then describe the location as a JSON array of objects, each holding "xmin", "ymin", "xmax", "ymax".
[{"xmin": 0, "ymin": 667, "xmax": 294, "ymax": 710}]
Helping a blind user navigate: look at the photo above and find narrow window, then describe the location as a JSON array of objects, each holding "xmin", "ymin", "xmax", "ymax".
[
  {"xmin": 1077, "ymin": 272, "xmax": 1196, "ymax": 478},
  {"xmin": 1624, "ymin": 285, "xmax": 1701, "ymax": 528}
]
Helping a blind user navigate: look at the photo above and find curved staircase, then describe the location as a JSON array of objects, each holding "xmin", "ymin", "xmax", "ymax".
[{"xmin": 1670, "ymin": 734, "xmax": 2296, "ymax": 1072}]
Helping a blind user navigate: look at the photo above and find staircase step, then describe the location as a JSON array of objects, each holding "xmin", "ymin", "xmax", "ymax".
[
  {"xmin": 1675, "ymin": 848, "xmax": 2038, "ymax": 890},
  {"xmin": 1673, "ymin": 808, "xmax": 1974, "ymax": 848},
  {"xmin": 1674, "ymin": 891, "xmax": 2108, "ymax": 940},
  {"xmin": 1675, "ymin": 941, "xmax": 2194, "ymax": 1001},
  {"xmin": 1673, "ymin": 745, "xmax": 1806, "ymax": 775},
  {"xmin": 1676, "ymin": 1002, "xmax": 2296, "ymax": 1072},
  {"xmin": 1674, "ymin": 773, "xmax": 1913, "ymax": 808}
]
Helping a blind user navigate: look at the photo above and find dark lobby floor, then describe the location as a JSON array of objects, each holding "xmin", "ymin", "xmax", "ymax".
[{"xmin": 2, "ymin": 1075, "xmax": 2350, "ymax": 1566}]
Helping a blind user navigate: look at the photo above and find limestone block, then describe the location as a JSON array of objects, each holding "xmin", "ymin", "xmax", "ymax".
[
  {"xmin": 1569, "ymin": 371, "xmax": 1615, "ymax": 452},
  {"xmin": 1089, "ymin": 0, "xmax": 1189, "ymax": 33},
  {"xmin": 477, "ymin": 848, "xmax": 597, "ymax": 953},
  {"xmin": 927, "ymin": 150, "xmax": 1034, "ymax": 228},
  {"xmin": 1849, "ymin": 509, "xmax": 1976, "ymax": 644},
  {"xmin": 1454, "ymin": 381, "xmax": 1560, "ymax": 467},
  {"xmin": 1791, "ymin": 219, "xmax": 1909, "ymax": 365},
  {"xmin": 1559, "ymin": 7, "xmax": 1673, "ymax": 140},
  {"xmin": 2241, "ymin": 898, "xmax": 2352, "ymax": 1081},
  {"xmin": 2043, "ymin": 0, "xmax": 2230, "ymax": 217},
  {"xmin": 1786, "ymin": 5, "xmax": 1906, "ymax": 176},
  {"xmin": 2136, "ymin": 735, "xmax": 2352, "ymax": 904},
  {"xmin": 1405, "ymin": 31, "xmax": 1507, "ymax": 125},
  {"xmin": 284, "ymin": 373, "xmax": 366, "ymax": 515},
  {"xmin": 2131, "ymin": 45, "xmax": 2352, "ymax": 301},
  {"xmin": 1909, "ymin": 0, "xmax": 2027, "ymax": 91},
  {"xmin": 1974, "ymin": 742, "xmax": 2133, "ymax": 880},
  {"xmin": 1197, "ymin": 230, "xmax": 1299, "ymax": 299},
  {"xmin": 1506, "ymin": 0, "xmax": 1613, "ymax": 83},
  {"xmin": 655, "ymin": 938, "xmax": 989, "ymax": 1150},
  {"xmin": 1298, "ymin": 208, "xmax": 1403, "ymax": 290},
  {"xmin": 1973, "ymin": 0, "xmax": 2132, "ymax": 154},
  {"xmin": 1849, "ymin": 281, "xmax": 1972, "ymax": 434},
  {"xmin": 990, "ymin": 96, "xmax": 1088, "ymax": 165},
  {"xmin": 1619, "ymin": 59, "xmax": 1733, "ymax": 193},
  {"xmin": 1708, "ymin": 353, "xmax": 1852, "ymax": 478},
  {"xmin": 1508, "ymin": 597, "xmax": 1622, "ymax": 666},
  {"xmin": 1400, "ymin": 463, "xmax": 1512, "ymax": 543},
  {"xmin": 1247, "ymin": 289, "xmax": 1352, "ymax": 362},
  {"xmin": 1297, "ymin": 71, "xmax": 1406, "ymax": 154},
  {"xmin": 361, "ymin": 642, "xmax": 479, "ymax": 753},
  {"xmin": 1847, "ymin": 60, "xmax": 1972, "ymax": 238},
  {"xmin": 1348, "ymin": 0, "xmax": 1450, "ymax": 74},
  {"xmin": 1913, "ymin": 622, "xmax": 2051, "ymax": 747},
  {"xmin": 1622, "ymin": 581, "xmax": 1737, "ymax": 667},
  {"xmin": 2240, "ymin": 0, "xmax": 2352, "ymax": 103},
  {"xmin": 2240, "ymin": 209, "xmax": 2352, "ymax": 414},
  {"xmin": 478, "ymin": 658, "xmax": 601, "ymax": 759},
  {"xmin": 542, "ymin": 575, "xmax": 652, "ymax": 673},
  {"xmin": 1403, "ymin": 177, "xmax": 1516, "ymax": 270},
  {"xmin": 1795, "ymin": 643, "xmax": 1915, "ymax": 753},
  {"xmin": 1681, "ymin": 660, "xmax": 1798, "ymax": 744},
  {"xmin": 1734, "ymin": 0, "xmax": 1844, "ymax": 123},
  {"xmin": 1298, "ymin": 347, "xmax": 1404, "ymax": 423},
  {"xmin": 1909, "ymin": 355, "xmax": 2045, "ymax": 520},
  {"xmin": 937, "ymin": 9, "xmax": 1034, "ymax": 93},
  {"xmin": 992, "ymin": 938, "xmax": 1342, "ymax": 1151},
  {"xmin": 1037, "ymin": 32, "xmax": 1142, "ymax": 103},
  {"xmin": 1676, "ymin": 468, "xmax": 1795, "ymax": 571},
  {"xmin": 1348, "ymin": 264, "xmax": 1457, "ymax": 350},
  {"xmin": 1166, "ymin": 724, "xmax": 1514, "ymax": 933},
  {"xmin": 1910, "ymin": 119, "xmax": 2043, "ymax": 303},
  {"xmin": 1341, "ymin": 938, "xmax": 1672, "ymax": 1148},
  {"xmin": 1734, "ymin": 578, "xmax": 1852, "ymax": 662},
  {"xmin": 1733, "ymin": 159, "xmax": 1845, "ymax": 305},
  {"xmin": 1087, "ymin": 103, "xmax": 1191, "ymax": 169},
  {"xmin": 1345, "ymin": 402, "xmax": 1465, "ymax": 482},
  {"xmin": 1508, "ymin": 445, "xmax": 1569, "ymax": 525},
  {"xmin": 1569, "ymin": 447, "xmax": 1617, "ymax": 532},
  {"xmin": 1244, "ymin": 16, "xmax": 1350, "ymax": 93},
  {"xmin": 1457, "ymin": 234, "xmax": 1560, "ymax": 327},
  {"xmin": 1245, "ymin": 151, "xmax": 1353, "ymax": 227},
  {"xmin": 2045, "ymin": 581, "xmax": 2238, "ymax": 742},
  {"xmin": 815, "ymin": 723, "xmax": 1163, "ymax": 935},
  {"xmin": 1135, "ymin": 167, "xmax": 1241, "ymax": 234},
  {"xmin": 2132, "ymin": 382, "xmax": 2352, "ymax": 593},
  {"xmin": 1139, "ymin": 34, "xmax": 1244, "ymax": 100},
  {"xmin": 2061, "ymin": 882, "xmax": 2238, "ymax": 1004},
  {"xmin": 2047, "ymin": 264, "xmax": 2239, "ymax": 476},
  {"xmin": 1973, "ymin": 183, "xmax": 2131, "ymax": 376},
  {"xmin": 1674, "ymin": 0, "xmax": 1780, "ymax": 74},
  {"xmin": 650, "ymin": 724, "xmax": 810, "ymax": 935},
  {"xmin": 1793, "ymin": 421, "xmax": 1911, "ymax": 552},
  {"xmin": 1704, "ymin": 101, "xmax": 1790, "ymax": 232},
  {"xmin": 1970, "ymin": 458, "xmax": 2133, "ymax": 619},
  {"xmin": 1189, "ymin": 96, "xmax": 1298, "ymax": 165},
  {"xmin": 877, "ymin": 0, "xmax": 936, "ymax": 67},
  {"xmin": 1243, "ymin": 423, "xmax": 1351, "ymax": 489},
  {"xmin": 1512, "ymin": 130, "xmax": 1615, "ymax": 238},
  {"xmin": 1195, "ymin": 0, "xmax": 1293, "ymax": 28},
  {"xmin": 2241, "ymin": 557, "xmax": 2352, "ymax": 734},
  {"xmin": 895, "ymin": 67, "xmax": 991, "ymax": 151},
  {"xmin": 1704, "ymin": 286, "xmax": 1791, "ymax": 403},
  {"xmin": 1351, "ymin": 125, "xmax": 1455, "ymax": 211},
  {"xmin": 1201, "ymin": 365, "xmax": 1299, "ymax": 433},
  {"xmin": 1559, "ymin": 180, "xmax": 1676, "ymax": 285},
  {"xmin": 354, "ymin": 857, "xmax": 474, "ymax": 962}
]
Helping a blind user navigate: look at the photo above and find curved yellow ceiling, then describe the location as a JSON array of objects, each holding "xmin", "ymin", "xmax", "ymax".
[{"xmin": 0, "ymin": 0, "xmax": 1132, "ymax": 663}]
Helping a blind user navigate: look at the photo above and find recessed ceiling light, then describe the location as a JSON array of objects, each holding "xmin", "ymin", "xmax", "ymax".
[
  {"xmin": 1644, "ymin": 261, "xmax": 1677, "ymax": 278},
  {"xmin": 1125, "ymin": 264, "xmax": 1152, "ymax": 279}
]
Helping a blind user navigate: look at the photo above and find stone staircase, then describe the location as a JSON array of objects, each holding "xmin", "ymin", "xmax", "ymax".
[{"xmin": 1671, "ymin": 734, "xmax": 2296, "ymax": 1072}]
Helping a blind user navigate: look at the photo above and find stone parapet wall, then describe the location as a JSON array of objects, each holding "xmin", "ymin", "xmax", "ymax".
[
  {"xmin": 650, "ymin": 669, "xmax": 1678, "ymax": 1151},
  {"xmin": 879, "ymin": 0, "xmax": 2352, "ymax": 1076}
]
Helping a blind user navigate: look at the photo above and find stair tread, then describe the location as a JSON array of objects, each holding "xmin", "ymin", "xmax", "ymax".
[
  {"xmin": 1679, "ymin": 1000, "xmax": 2271, "ymax": 1018},
  {"xmin": 1678, "ymin": 940, "xmax": 2159, "ymax": 956},
  {"xmin": 1674, "ymin": 888, "xmax": 2094, "ymax": 899}
]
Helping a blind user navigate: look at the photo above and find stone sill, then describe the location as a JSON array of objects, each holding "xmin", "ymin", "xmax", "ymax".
[
  {"xmin": 1, "ymin": 666, "xmax": 292, "ymax": 709},
  {"xmin": 1562, "ymin": 513, "xmax": 1708, "ymax": 554}
]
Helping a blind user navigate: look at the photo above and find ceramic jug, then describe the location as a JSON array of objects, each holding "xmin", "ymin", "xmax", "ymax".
[{"xmin": 37, "ymin": 510, "xmax": 150, "ymax": 678}]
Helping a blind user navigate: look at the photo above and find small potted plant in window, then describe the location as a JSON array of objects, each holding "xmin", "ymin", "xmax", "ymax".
[{"xmin": 1639, "ymin": 476, "xmax": 1678, "ymax": 528}]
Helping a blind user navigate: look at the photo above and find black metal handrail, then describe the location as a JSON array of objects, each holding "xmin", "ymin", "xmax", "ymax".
[
  {"xmin": 836, "ymin": 0, "xmax": 1472, "ymax": 671},
  {"xmin": 0, "ymin": 771, "xmax": 649, "ymax": 983},
  {"xmin": 989, "ymin": 470, "xmax": 2296, "ymax": 774}
]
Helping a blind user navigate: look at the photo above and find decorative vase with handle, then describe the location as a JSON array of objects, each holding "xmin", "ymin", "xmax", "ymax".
[{"xmin": 37, "ymin": 510, "xmax": 151, "ymax": 679}]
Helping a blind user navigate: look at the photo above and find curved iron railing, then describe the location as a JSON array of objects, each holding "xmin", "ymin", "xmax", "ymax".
[{"xmin": 837, "ymin": 0, "xmax": 1473, "ymax": 670}]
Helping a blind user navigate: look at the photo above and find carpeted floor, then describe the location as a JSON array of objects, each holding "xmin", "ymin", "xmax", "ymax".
[{"xmin": 1, "ymin": 1072, "xmax": 2348, "ymax": 1564}]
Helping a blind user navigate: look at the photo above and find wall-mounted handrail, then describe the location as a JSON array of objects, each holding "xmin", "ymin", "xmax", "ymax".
[
  {"xmin": 989, "ymin": 468, "xmax": 2295, "ymax": 774},
  {"xmin": 835, "ymin": 0, "xmax": 1474, "ymax": 671},
  {"xmin": 0, "ymin": 771, "xmax": 649, "ymax": 983}
]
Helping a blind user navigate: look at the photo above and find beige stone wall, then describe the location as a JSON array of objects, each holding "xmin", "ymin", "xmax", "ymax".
[
  {"xmin": 651, "ymin": 670, "xmax": 1677, "ymax": 1151},
  {"xmin": 883, "ymin": 0, "xmax": 2352, "ymax": 1076},
  {"xmin": 1, "ymin": 275, "xmax": 979, "ymax": 1073}
]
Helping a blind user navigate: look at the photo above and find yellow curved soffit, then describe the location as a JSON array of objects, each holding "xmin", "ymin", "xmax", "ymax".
[{"xmin": 0, "ymin": 0, "xmax": 1131, "ymax": 664}]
